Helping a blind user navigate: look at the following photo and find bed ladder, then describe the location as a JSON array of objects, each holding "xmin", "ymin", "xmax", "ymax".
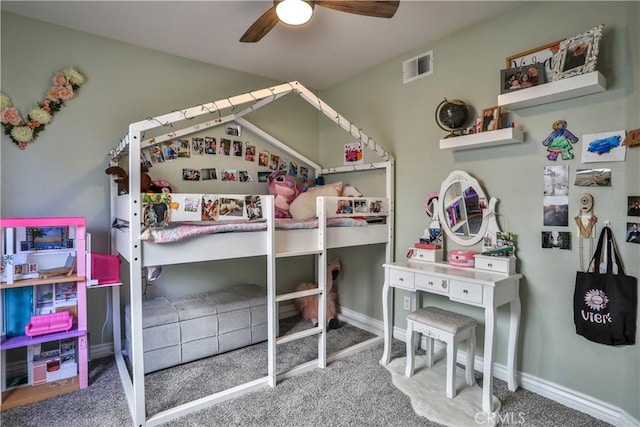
[{"xmin": 267, "ymin": 198, "xmax": 328, "ymax": 386}]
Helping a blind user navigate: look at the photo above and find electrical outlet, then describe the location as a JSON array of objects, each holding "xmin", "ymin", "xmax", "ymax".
[{"xmin": 403, "ymin": 296, "xmax": 411, "ymax": 311}]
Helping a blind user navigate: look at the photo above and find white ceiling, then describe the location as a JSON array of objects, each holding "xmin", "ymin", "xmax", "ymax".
[{"xmin": 1, "ymin": 1, "xmax": 524, "ymax": 90}]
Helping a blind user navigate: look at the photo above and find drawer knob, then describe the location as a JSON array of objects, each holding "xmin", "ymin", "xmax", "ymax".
[
  {"xmin": 441, "ymin": 281, "xmax": 447, "ymax": 289},
  {"xmin": 488, "ymin": 263, "xmax": 493, "ymax": 267},
  {"xmin": 399, "ymin": 277, "xmax": 403, "ymax": 282},
  {"xmin": 428, "ymin": 281, "xmax": 434, "ymax": 286},
  {"xmin": 463, "ymin": 289, "xmax": 469, "ymax": 294}
]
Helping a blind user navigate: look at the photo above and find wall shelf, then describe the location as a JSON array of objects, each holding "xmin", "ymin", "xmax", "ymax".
[
  {"xmin": 439, "ymin": 128, "xmax": 524, "ymax": 151},
  {"xmin": 498, "ymin": 71, "xmax": 606, "ymax": 110}
]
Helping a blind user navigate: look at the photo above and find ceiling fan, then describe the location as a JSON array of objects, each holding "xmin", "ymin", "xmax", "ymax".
[{"xmin": 240, "ymin": 0, "xmax": 400, "ymax": 43}]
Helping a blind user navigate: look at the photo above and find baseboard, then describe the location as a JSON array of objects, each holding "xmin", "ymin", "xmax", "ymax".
[
  {"xmin": 6, "ymin": 310, "xmax": 636, "ymax": 426},
  {"xmin": 391, "ymin": 323, "xmax": 638, "ymax": 427}
]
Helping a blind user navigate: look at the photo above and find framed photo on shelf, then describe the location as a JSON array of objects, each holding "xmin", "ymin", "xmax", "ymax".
[
  {"xmin": 481, "ymin": 106, "xmax": 501, "ymax": 132},
  {"xmin": 500, "ymin": 63, "xmax": 546, "ymax": 94},
  {"xmin": 506, "ymin": 40, "xmax": 563, "ymax": 82},
  {"xmin": 554, "ymin": 24, "xmax": 603, "ymax": 80}
]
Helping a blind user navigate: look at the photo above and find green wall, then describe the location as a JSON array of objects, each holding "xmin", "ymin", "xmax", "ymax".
[
  {"xmin": 319, "ymin": 1, "xmax": 639, "ymax": 421},
  {"xmin": 1, "ymin": 1, "xmax": 639, "ymax": 422},
  {"xmin": 0, "ymin": 12, "xmax": 320, "ymax": 353}
]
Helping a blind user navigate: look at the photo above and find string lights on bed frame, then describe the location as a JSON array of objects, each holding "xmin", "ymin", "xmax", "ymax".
[{"xmin": 109, "ymin": 81, "xmax": 394, "ymax": 164}]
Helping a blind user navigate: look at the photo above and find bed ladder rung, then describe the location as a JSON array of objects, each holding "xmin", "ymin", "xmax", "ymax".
[
  {"xmin": 275, "ymin": 288, "xmax": 321, "ymax": 303},
  {"xmin": 276, "ymin": 326, "xmax": 322, "ymax": 345}
]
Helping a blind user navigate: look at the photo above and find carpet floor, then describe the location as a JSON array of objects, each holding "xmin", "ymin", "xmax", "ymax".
[{"xmin": 1, "ymin": 317, "xmax": 613, "ymax": 427}]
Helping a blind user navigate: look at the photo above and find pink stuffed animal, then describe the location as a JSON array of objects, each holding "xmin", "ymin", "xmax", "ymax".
[
  {"xmin": 268, "ymin": 173, "xmax": 299, "ymax": 218},
  {"xmin": 295, "ymin": 260, "xmax": 340, "ymax": 329}
]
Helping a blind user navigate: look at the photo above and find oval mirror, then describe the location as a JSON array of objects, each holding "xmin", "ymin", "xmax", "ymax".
[{"xmin": 437, "ymin": 170, "xmax": 491, "ymax": 246}]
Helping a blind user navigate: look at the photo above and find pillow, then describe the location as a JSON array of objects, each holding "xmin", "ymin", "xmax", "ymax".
[{"xmin": 290, "ymin": 182, "xmax": 343, "ymax": 220}]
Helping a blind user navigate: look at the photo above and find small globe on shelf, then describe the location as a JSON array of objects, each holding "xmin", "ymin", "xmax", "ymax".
[{"xmin": 435, "ymin": 98, "xmax": 470, "ymax": 138}]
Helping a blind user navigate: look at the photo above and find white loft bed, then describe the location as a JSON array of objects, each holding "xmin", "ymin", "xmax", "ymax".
[{"xmin": 107, "ymin": 81, "xmax": 395, "ymax": 426}]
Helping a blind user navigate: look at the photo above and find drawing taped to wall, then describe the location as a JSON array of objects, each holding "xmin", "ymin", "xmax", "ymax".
[{"xmin": 581, "ymin": 130, "xmax": 627, "ymax": 163}]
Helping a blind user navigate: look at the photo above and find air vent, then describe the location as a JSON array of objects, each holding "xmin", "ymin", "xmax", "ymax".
[{"xmin": 402, "ymin": 50, "xmax": 433, "ymax": 84}]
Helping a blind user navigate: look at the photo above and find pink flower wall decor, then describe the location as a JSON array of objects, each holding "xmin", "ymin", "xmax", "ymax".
[{"xmin": 1, "ymin": 67, "xmax": 86, "ymax": 150}]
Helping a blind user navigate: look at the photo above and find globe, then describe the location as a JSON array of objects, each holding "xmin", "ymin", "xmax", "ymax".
[{"xmin": 435, "ymin": 98, "xmax": 469, "ymax": 138}]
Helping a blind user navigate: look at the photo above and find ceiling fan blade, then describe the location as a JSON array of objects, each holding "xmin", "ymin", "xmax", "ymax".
[
  {"xmin": 240, "ymin": 6, "xmax": 280, "ymax": 43},
  {"xmin": 316, "ymin": 1, "xmax": 399, "ymax": 18}
]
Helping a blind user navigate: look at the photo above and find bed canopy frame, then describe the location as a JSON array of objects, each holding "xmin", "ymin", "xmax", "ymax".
[{"xmin": 108, "ymin": 81, "xmax": 395, "ymax": 426}]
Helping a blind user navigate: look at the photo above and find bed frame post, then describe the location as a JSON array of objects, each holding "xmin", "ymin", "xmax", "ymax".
[
  {"xmin": 265, "ymin": 196, "xmax": 277, "ymax": 388},
  {"xmin": 128, "ymin": 124, "xmax": 147, "ymax": 427},
  {"xmin": 317, "ymin": 197, "xmax": 327, "ymax": 369}
]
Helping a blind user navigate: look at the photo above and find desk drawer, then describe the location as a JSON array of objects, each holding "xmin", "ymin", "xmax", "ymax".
[
  {"xmin": 390, "ymin": 269, "xmax": 414, "ymax": 290},
  {"xmin": 450, "ymin": 280, "xmax": 483, "ymax": 304},
  {"xmin": 474, "ymin": 255, "xmax": 516, "ymax": 274},
  {"xmin": 415, "ymin": 273, "xmax": 449, "ymax": 295}
]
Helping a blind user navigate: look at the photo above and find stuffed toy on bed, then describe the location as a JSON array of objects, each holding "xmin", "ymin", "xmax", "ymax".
[
  {"xmin": 105, "ymin": 166, "xmax": 172, "ymax": 194},
  {"xmin": 295, "ymin": 259, "xmax": 341, "ymax": 329},
  {"xmin": 268, "ymin": 172, "xmax": 299, "ymax": 218}
]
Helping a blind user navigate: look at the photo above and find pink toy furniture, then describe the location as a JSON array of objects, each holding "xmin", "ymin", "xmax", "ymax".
[{"xmin": 25, "ymin": 312, "xmax": 73, "ymax": 337}]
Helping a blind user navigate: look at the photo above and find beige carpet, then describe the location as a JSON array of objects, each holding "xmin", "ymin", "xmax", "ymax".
[{"xmin": 385, "ymin": 356, "xmax": 501, "ymax": 427}]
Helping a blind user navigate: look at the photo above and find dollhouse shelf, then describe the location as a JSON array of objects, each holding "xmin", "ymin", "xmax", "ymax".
[
  {"xmin": 1, "ymin": 275, "xmax": 84, "ymax": 290},
  {"xmin": 498, "ymin": 71, "xmax": 606, "ymax": 110},
  {"xmin": 439, "ymin": 128, "xmax": 524, "ymax": 151},
  {"xmin": 1, "ymin": 326, "xmax": 86, "ymax": 350}
]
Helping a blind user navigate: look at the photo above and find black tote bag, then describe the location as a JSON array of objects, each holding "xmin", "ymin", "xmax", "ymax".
[{"xmin": 574, "ymin": 226, "xmax": 637, "ymax": 345}]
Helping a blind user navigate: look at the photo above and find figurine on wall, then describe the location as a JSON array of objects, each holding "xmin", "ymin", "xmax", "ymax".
[{"xmin": 542, "ymin": 120, "xmax": 579, "ymax": 160}]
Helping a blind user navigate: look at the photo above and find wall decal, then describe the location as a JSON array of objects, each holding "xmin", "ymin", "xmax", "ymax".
[{"xmin": 0, "ymin": 67, "xmax": 85, "ymax": 150}]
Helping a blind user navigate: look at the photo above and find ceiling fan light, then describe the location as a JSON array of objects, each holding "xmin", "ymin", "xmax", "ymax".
[{"xmin": 276, "ymin": 0, "xmax": 313, "ymax": 26}]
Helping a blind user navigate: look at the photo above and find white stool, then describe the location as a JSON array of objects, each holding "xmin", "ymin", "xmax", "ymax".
[{"xmin": 405, "ymin": 306, "xmax": 477, "ymax": 398}]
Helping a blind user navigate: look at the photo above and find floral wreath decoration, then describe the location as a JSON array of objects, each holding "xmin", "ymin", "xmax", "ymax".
[{"xmin": 1, "ymin": 67, "xmax": 85, "ymax": 150}]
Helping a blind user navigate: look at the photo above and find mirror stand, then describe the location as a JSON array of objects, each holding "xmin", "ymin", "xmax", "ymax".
[{"xmin": 437, "ymin": 170, "xmax": 516, "ymax": 257}]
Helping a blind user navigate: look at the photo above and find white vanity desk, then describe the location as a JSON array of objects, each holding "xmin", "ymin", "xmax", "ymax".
[
  {"xmin": 380, "ymin": 260, "xmax": 522, "ymax": 412},
  {"xmin": 381, "ymin": 170, "xmax": 523, "ymax": 413}
]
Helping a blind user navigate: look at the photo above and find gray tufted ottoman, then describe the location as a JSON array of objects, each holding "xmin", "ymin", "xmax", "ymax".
[{"xmin": 125, "ymin": 284, "xmax": 267, "ymax": 373}]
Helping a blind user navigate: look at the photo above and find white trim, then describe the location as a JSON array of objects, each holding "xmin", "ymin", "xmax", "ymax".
[
  {"xmin": 391, "ymin": 325, "xmax": 637, "ymax": 427},
  {"xmin": 5, "ymin": 313, "xmax": 633, "ymax": 427}
]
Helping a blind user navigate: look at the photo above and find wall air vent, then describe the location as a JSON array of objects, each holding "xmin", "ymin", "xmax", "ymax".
[{"xmin": 402, "ymin": 50, "xmax": 433, "ymax": 84}]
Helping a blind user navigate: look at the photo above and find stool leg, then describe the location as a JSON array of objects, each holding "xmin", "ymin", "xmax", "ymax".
[
  {"xmin": 446, "ymin": 338, "xmax": 456, "ymax": 398},
  {"xmin": 425, "ymin": 336, "xmax": 434, "ymax": 367},
  {"xmin": 405, "ymin": 321, "xmax": 416, "ymax": 377},
  {"xmin": 466, "ymin": 329, "xmax": 476, "ymax": 386}
]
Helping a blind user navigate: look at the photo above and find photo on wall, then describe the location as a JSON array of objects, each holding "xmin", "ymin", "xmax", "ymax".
[
  {"xmin": 626, "ymin": 222, "xmax": 640, "ymax": 244},
  {"xmin": 239, "ymin": 171, "xmax": 253, "ymax": 182},
  {"xmin": 222, "ymin": 169, "xmax": 237, "ymax": 181},
  {"xmin": 177, "ymin": 139, "xmax": 191, "ymax": 158},
  {"xmin": 575, "ymin": 168, "xmax": 611, "ymax": 187},
  {"xmin": 162, "ymin": 141, "xmax": 179, "ymax": 160},
  {"xmin": 201, "ymin": 168, "xmax": 217, "ymax": 180},
  {"xmin": 219, "ymin": 139, "xmax": 231, "ymax": 156},
  {"xmin": 192, "ymin": 137, "xmax": 204, "ymax": 155},
  {"xmin": 205, "ymin": 137, "xmax": 217, "ymax": 154},
  {"xmin": 627, "ymin": 196, "xmax": 640, "ymax": 217},
  {"xmin": 233, "ymin": 140, "xmax": 243, "ymax": 156},
  {"xmin": 258, "ymin": 150, "xmax": 269, "ymax": 167},
  {"xmin": 543, "ymin": 196, "xmax": 569, "ymax": 226},
  {"xmin": 344, "ymin": 142, "xmax": 363, "ymax": 165},
  {"xmin": 182, "ymin": 168, "xmax": 200, "ymax": 181},
  {"xmin": 541, "ymin": 231, "xmax": 571, "ymax": 249},
  {"xmin": 245, "ymin": 144, "xmax": 256, "ymax": 162},
  {"xmin": 543, "ymin": 165, "xmax": 569, "ymax": 196}
]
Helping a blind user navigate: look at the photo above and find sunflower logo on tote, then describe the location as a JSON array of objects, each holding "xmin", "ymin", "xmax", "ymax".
[{"xmin": 581, "ymin": 289, "xmax": 612, "ymax": 324}]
